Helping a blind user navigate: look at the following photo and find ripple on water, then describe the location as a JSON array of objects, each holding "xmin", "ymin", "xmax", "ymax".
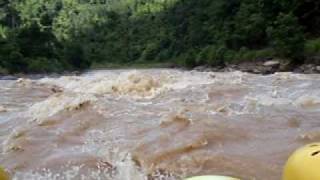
[{"xmin": 0, "ymin": 70, "xmax": 320, "ymax": 180}]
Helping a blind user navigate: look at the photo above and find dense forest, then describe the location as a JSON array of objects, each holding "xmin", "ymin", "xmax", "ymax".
[{"xmin": 0, "ymin": 0, "xmax": 319, "ymax": 73}]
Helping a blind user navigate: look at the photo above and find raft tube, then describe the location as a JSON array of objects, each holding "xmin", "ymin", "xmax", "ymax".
[{"xmin": 0, "ymin": 167, "xmax": 9, "ymax": 180}]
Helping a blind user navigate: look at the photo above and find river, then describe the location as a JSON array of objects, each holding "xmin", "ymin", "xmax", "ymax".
[{"xmin": 1, "ymin": 69, "xmax": 320, "ymax": 180}]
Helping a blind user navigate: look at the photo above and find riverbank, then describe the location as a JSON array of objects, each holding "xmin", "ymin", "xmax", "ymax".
[
  {"xmin": 90, "ymin": 61, "xmax": 176, "ymax": 70},
  {"xmin": 192, "ymin": 39, "xmax": 320, "ymax": 74},
  {"xmin": 193, "ymin": 58, "xmax": 320, "ymax": 74},
  {"xmin": 0, "ymin": 71, "xmax": 82, "ymax": 81},
  {"xmin": 88, "ymin": 54, "xmax": 320, "ymax": 75},
  {"xmin": 0, "ymin": 63, "xmax": 319, "ymax": 81},
  {"xmin": 0, "ymin": 61, "xmax": 178, "ymax": 80},
  {"xmin": 2, "ymin": 57, "xmax": 320, "ymax": 81}
]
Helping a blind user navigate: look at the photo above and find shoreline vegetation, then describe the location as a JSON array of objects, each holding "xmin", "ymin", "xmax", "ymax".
[
  {"xmin": 1, "ymin": 37, "xmax": 320, "ymax": 77},
  {"xmin": 1, "ymin": 59, "xmax": 320, "ymax": 81},
  {"xmin": 0, "ymin": 0, "xmax": 319, "ymax": 75}
]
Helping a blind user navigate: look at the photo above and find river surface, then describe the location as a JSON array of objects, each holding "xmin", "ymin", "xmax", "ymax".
[{"xmin": 0, "ymin": 69, "xmax": 320, "ymax": 180}]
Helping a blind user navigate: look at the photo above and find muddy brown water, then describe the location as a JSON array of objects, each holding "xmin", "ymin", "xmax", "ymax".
[{"xmin": 0, "ymin": 69, "xmax": 320, "ymax": 180}]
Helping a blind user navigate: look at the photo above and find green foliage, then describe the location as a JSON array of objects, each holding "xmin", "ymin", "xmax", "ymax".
[
  {"xmin": 0, "ymin": 35, "xmax": 25, "ymax": 73},
  {"xmin": 4, "ymin": 51, "xmax": 26, "ymax": 73},
  {"xmin": 0, "ymin": 0, "xmax": 319, "ymax": 73},
  {"xmin": 140, "ymin": 43, "xmax": 159, "ymax": 61},
  {"xmin": 27, "ymin": 57, "xmax": 63, "ymax": 73},
  {"xmin": 0, "ymin": 25, "xmax": 8, "ymax": 38},
  {"xmin": 17, "ymin": 23, "xmax": 59, "ymax": 58},
  {"xmin": 196, "ymin": 47, "xmax": 210, "ymax": 65},
  {"xmin": 229, "ymin": 0, "xmax": 267, "ymax": 49},
  {"xmin": 185, "ymin": 51, "xmax": 197, "ymax": 68},
  {"xmin": 233, "ymin": 48, "xmax": 275, "ymax": 62},
  {"xmin": 267, "ymin": 13, "xmax": 305, "ymax": 60},
  {"xmin": 0, "ymin": 66, "xmax": 8, "ymax": 74},
  {"xmin": 63, "ymin": 42, "xmax": 91, "ymax": 69},
  {"xmin": 15, "ymin": 0, "xmax": 62, "ymax": 28},
  {"xmin": 206, "ymin": 46, "xmax": 227, "ymax": 66},
  {"xmin": 305, "ymin": 38, "xmax": 320, "ymax": 55}
]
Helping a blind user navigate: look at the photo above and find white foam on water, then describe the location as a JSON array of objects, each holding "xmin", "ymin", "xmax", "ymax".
[
  {"xmin": 294, "ymin": 95, "xmax": 320, "ymax": 108},
  {"xmin": 212, "ymin": 71, "xmax": 247, "ymax": 85},
  {"xmin": 38, "ymin": 70, "xmax": 218, "ymax": 99},
  {"xmin": 12, "ymin": 165, "xmax": 113, "ymax": 180},
  {"xmin": 27, "ymin": 93, "xmax": 97, "ymax": 125},
  {"xmin": 0, "ymin": 105, "xmax": 7, "ymax": 112},
  {"xmin": 2, "ymin": 126, "xmax": 29, "ymax": 153},
  {"xmin": 16, "ymin": 78, "xmax": 33, "ymax": 87},
  {"xmin": 2, "ymin": 70, "xmax": 320, "ymax": 180},
  {"xmin": 11, "ymin": 152, "xmax": 157, "ymax": 180}
]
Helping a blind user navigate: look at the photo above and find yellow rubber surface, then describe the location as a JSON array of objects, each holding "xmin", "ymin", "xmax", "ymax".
[
  {"xmin": 283, "ymin": 143, "xmax": 320, "ymax": 180},
  {"xmin": 0, "ymin": 167, "xmax": 9, "ymax": 180}
]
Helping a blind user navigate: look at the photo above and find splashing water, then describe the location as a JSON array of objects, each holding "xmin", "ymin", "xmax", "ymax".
[{"xmin": 1, "ymin": 69, "xmax": 320, "ymax": 180}]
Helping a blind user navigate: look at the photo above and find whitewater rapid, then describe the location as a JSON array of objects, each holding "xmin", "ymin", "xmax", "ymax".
[{"xmin": 0, "ymin": 69, "xmax": 320, "ymax": 180}]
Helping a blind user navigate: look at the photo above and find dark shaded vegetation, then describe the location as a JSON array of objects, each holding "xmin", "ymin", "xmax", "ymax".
[{"xmin": 0, "ymin": 0, "xmax": 319, "ymax": 73}]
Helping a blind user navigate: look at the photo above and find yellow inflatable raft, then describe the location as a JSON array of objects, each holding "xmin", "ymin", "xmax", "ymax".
[{"xmin": 0, "ymin": 167, "xmax": 9, "ymax": 180}]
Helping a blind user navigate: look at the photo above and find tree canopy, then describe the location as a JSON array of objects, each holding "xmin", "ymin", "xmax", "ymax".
[{"xmin": 0, "ymin": 0, "xmax": 319, "ymax": 73}]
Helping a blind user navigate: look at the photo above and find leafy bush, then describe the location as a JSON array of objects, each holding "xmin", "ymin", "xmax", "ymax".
[
  {"xmin": 233, "ymin": 48, "xmax": 275, "ymax": 61},
  {"xmin": 0, "ymin": 0, "xmax": 319, "ymax": 73},
  {"xmin": 206, "ymin": 45, "xmax": 227, "ymax": 66},
  {"xmin": 4, "ymin": 51, "xmax": 26, "ymax": 73},
  {"xmin": 63, "ymin": 43, "xmax": 91, "ymax": 70},
  {"xmin": 267, "ymin": 13, "xmax": 305, "ymax": 60},
  {"xmin": 183, "ymin": 50, "xmax": 197, "ymax": 68},
  {"xmin": 141, "ymin": 43, "xmax": 159, "ymax": 61},
  {"xmin": 156, "ymin": 49, "xmax": 171, "ymax": 62},
  {"xmin": 196, "ymin": 46, "xmax": 210, "ymax": 65},
  {"xmin": 27, "ymin": 57, "xmax": 63, "ymax": 73},
  {"xmin": 0, "ymin": 66, "xmax": 8, "ymax": 74},
  {"xmin": 305, "ymin": 38, "xmax": 320, "ymax": 55}
]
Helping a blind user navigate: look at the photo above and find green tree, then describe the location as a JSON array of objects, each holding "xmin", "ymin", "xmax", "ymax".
[{"xmin": 267, "ymin": 13, "xmax": 305, "ymax": 60}]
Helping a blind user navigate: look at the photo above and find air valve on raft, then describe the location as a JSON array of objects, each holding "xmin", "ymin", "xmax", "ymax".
[{"xmin": 186, "ymin": 143, "xmax": 320, "ymax": 180}]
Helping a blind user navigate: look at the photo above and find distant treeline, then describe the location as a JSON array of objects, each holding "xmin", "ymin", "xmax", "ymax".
[{"xmin": 0, "ymin": 0, "xmax": 319, "ymax": 73}]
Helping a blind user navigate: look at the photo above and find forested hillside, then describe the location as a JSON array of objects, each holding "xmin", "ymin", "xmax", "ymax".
[{"xmin": 0, "ymin": 0, "xmax": 319, "ymax": 73}]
